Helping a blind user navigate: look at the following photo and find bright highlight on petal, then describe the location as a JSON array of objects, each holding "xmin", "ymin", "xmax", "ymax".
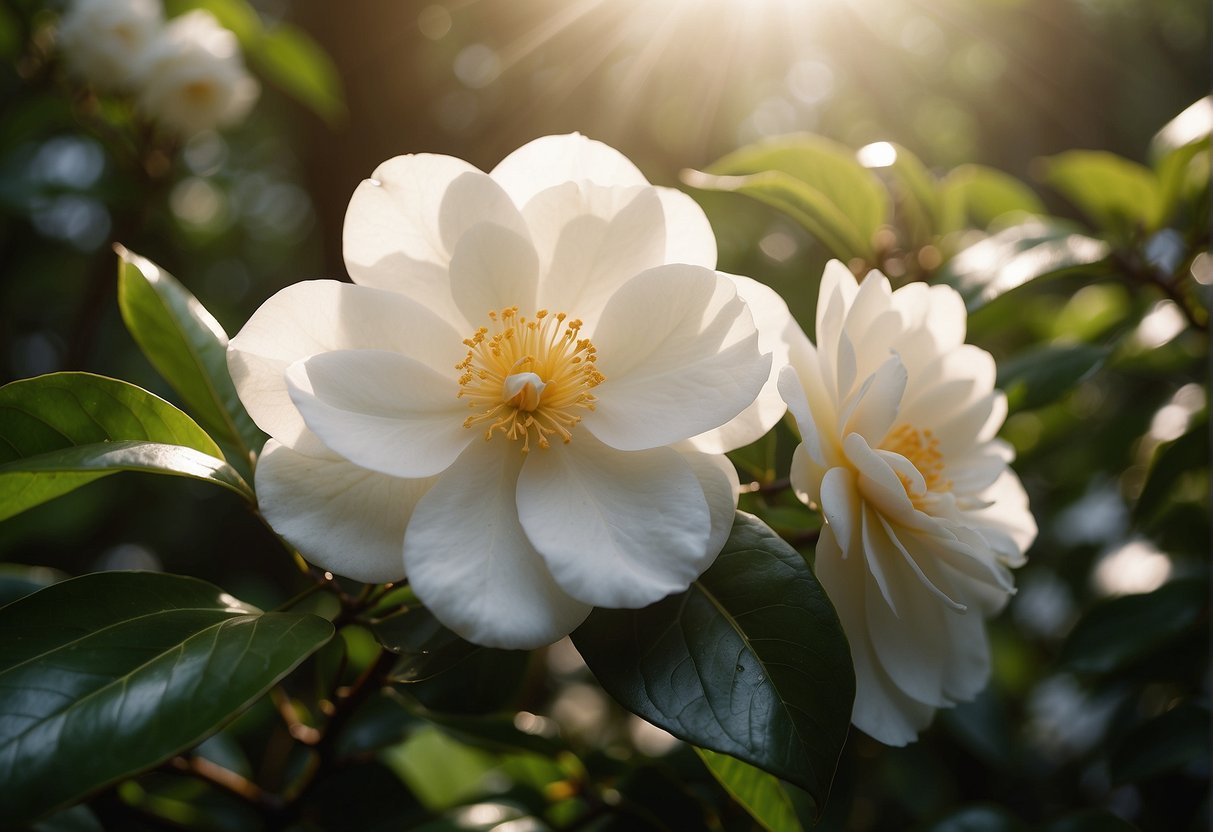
[{"xmin": 456, "ymin": 307, "xmax": 604, "ymax": 451}]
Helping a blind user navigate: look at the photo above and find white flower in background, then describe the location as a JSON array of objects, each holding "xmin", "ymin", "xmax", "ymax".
[
  {"xmin": 778, "ymin": 261, "xmax": 1036, "ymax": 746},
  {"xmin": 136, "ymin": 10, "xmax": 259, "ymax": 138},
  {"xmin": 57, "ymin": 0, "xmax": 163, "ymax": 91},
  {"xmin": 229, "ymin": 134, "xmax": 792, "ymax": 649}
]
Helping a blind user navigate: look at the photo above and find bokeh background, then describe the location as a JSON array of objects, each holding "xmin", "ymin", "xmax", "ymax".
[{"xmin": 0, "ymin": 0, "xmax": 1208, "ymax": 829}]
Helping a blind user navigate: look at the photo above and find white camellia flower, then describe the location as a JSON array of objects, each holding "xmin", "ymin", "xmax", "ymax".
[
  {"xmin": 57, "ymin": 0, "xmax": 163, "ymax": 91},
  {"xmin": 778, "ymin": 261, "xmax": 1036, "ymax": 746},
  {"xmin": 135, "ymin": 10, "xmax": 259, "ymax": 138},
  {"xmin": 229, "ymin": 134, "xmax": 793, "ymax": 649}
]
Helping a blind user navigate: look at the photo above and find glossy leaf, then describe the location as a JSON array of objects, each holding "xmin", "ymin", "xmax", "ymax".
[
  {"xmin": 1135, "ymin": 415, "xmax": 1208, "ymax": 524},
  {"xmin": 937, "ymin": 219, "xmax": 1109, "ymax": 311},
  {"xmin": 996, "ymin": 343, "xmax": 1111, "ymax": 412},
  {"xmin": 251, "ymin": 25, "xmax": 347, "ymax": 126},
  {"xmin": 688, "ymin": 135, "xmax": 889, "ymax": 260},
  {"xmin": 1060, "ymin": 579, "xmax": 1206, "ymax": 676},
  {"xmin": 0, "ymin": 372, "xmax": 252, "ymax": 519},
  {"xmin": 573, "ymin": 512, "xmax": 854, "ymax": 810},
  {"xmin": 0, "ymin": 571, "xmax": 334, "ymax": 824},
  {"xmin": 116, "ymin": 246, "xmax": 263, "ymax": 469},
  {"xmin": 1110, "ymin": 703, "xmax": 1210, "ymax": 784},
  {"xmin": 0, "ymin": 563, "xmax": 67, "ymax": 607},
  {"xmin": 938, "ymin": 164, "xmax": 1046, "ymax": 233},
  {"xmin": 1040, "ymin": 150, "xmax": 1164, "ymax": 234},
  {"xmin": 696, "ymin": 747, "xmax": 804, "ymax": 832},
  {"xmin": 375, "ymin": 604, "xmax": 482, "ymax": 684}
]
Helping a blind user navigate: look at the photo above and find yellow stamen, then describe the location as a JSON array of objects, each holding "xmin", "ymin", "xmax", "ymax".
[
  {"xmin": 456, "ymin": 307, "xmax": 604, "ymax": 452},
  {"xmin": 883, "ymin": 424, "xmax": 952, "ymax": 506}
]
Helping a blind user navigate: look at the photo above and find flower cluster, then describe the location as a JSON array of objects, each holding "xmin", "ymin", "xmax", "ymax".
[
  {"xmin": 57, "ymin": 0, "xmax": 258, "ymax": 137},
  {"xmin": 231, "ymin": 134, "xmax": 1036, "ymax": 745}
]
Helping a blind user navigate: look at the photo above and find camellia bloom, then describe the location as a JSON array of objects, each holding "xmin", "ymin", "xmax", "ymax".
[
  {"xmin": 229, "ymin": 134, "xmax": 792, "ymax": 649},
  {"xmin": 57, "ymin": 0, "xmax": 163, "ymax": 91},
  {"xmin": 778, "ymin": 261, "xmax": 1036, "ymax": 745},
  {"xmin": 135, "ymin": 10, "xmax": 259, "ymax": 138}
]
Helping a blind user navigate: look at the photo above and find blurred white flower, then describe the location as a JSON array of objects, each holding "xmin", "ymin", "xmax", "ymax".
[
  {"xmin": 229, "ymin": 134, "xmax": 789, "ymax": 649},
  {"xmin": 57, "ymin": 0, "xmax": 162, "ymax": 91},
  {"xmin": 779, "ymin": 261, "xmax": 1036, "ymax": 745},
  {"xmin": 136, "ymin": 10, "xmax": 259, "ymax": 138}
]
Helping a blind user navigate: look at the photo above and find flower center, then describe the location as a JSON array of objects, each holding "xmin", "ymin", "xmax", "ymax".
[
  {"xmin": 883, "ymin": 423, "xmax": 951, "ymax": 503},
  {"xmin": 456, "ymin": 307, "xmax": 604, "ymax": 452}
]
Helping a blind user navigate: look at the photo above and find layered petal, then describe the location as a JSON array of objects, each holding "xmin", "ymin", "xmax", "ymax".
[
  {"xmin": 490, "ymin": 133, "xmax": 648, "ymax": 206},
  {"xmin": 586, "ymin": 265, "xmax": 769, "ymax": 450},
  {"xmin": 405, "ymin": 440, "xmax": 592, "ymax": 649},
  {"xmin": 255, "ymin": 440, "xmax": 433, "ymax": 583},
  {"xmin": 517, "ymin": 433, "xmax": 713, "ymax": 608}
]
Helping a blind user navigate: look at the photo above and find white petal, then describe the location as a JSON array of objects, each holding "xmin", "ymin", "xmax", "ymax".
[
  {"xmin": 228, "ymin": 281, "xmax": 464, "ymax": 450},
  {"xmin": 819, "ymin": 466, "xmax": 861, "ymax": 553},
  {"xmin": 490, "ymin": 133, "xmax": 648, "ymax": 206},
  {"xmin": 287, "ymin": 349, "xmax": 473, "ymax": 478},
  {"xmin": 675, "ymin": 444, "xmax": 741, "ymax": 561},
  {"xmin": 688, "ymin": 274, "xmax": 799, "ymax": 453},
  {"xmin": 967, "ymin": 469, "xmax": 1036, "ymax": 564},
  {"xmin": 448, "ymin": 222, "xmax": 540, "ymax": 324},
  {"xmin": 655, "ymin": 186, "xmax": 717, "ymax": 268},
  {"xmin": 789, "ymin": 442, "xmax": 826, "ymax": 507},
  {"xmin": 516, "ymin": 434, "xmax": 712, "ymax": 608},
  {"xmin": 255, "ymin": 440, "xmax": 433, "ymax": 583},
  {"xmin": 778, "ymin": 364, "xmax": 824, "ymax": 466},
  {"xmin": 343, "ymin": 155, "xmax": 528, "ymax": 328},
  {"xmin": 839, "ymin": 355, "xmax": 907, "ymax": 445},
  {"xmin": 404, "ymin": 440, "xmax": 592, "ymax": 649},
  {"xmin": 585, "ymin": 266, "xmax": 769, "ymax": 450},
  {"xmin": 529, "ymin": 185, "xmax": 668, "ymax": 330}
]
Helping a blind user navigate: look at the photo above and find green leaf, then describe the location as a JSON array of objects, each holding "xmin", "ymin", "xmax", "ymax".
[
  {"xmin": 937, "ymin": 219, "xmax": 1110, "ymax": 311},
  {"xmin": 163, "ymin": 0, "xmax": 262, "ymax": 42},
  {"xmin": 1155, "ymin": 137, "xmax": 1209, "ymax": 223},
  {"xmin": 938, "ymin": 164, "xmax": 1046, "ymax": 233},
  {"xmin": 872, "ymin": 143, "xmax": 939, "ymax": 245},
  {"xmin": 0, "ymin": 563, "xmax": 68, "ymax": 607},
  {"xmin": 1039, "ymin": 150, "xmax": 1164, "ymax": 235},
  {"xmin": 1060, "ymin": 579, "xmax": 1206, "ymax": 676},
  {"xmin": 0, "ymin": 372, "xmax": 252, "ymax": 519},
  {"xmin": 921, "ymin": 805, "xmax": 1026, "ymax": 832},
  {"xmin": 695, "ymin": 748, "xmax": 804, "ymax": 832},
  {"xmin": 1149, "ymin": 96, "xmax": 1212, "ymax": 160},
  {"xmin": 1110, "ymin": 703, "xmax": 1210, "ymax": 784},
  {"xmin": 0, "ymin": 571, "xmax": 333, "ymax": 824},
  {"xmin": 1038, "ymin": 810, "xmax": 1139, "ymax": 832},
  {"xmin": 375, "ymin": 604, "xmax": 482, "ymax": 684},
  {"xmin": 573, "ymin": 512, "xmax": 854, "ymax": 811},
  {"xmin": 116, "ymin": 246, "xmax": 263, "ymax": 470},
  {"xmin": 995, "ymin": 343, "xmax": 1111, "ymax": 412},
  {"xmin": 250, "ymin": 25, "xmax": 347, "ymax": 126},
  {"xmin": 1135, "ymin": 415, "xmax": 1208, "ymax": 524},
  {"xmin": 688, "ymin": 135, "xmax": 889, "ymax": 261}
]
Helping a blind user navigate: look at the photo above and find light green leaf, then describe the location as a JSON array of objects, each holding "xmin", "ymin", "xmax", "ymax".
[
  {"xmin": 996, "ymin": 343, "xmax": 1111, "ymax": 412},
  {"xmin": 937, "ymin": 219, "xmax": 1110, "ymax": 311},
  {"xmin": 0, "ymin": 372, "xmax": 253, "ymax": 519},
  {"xmin": 249, "ymin": 25, "xmax": 347, "ymax": 126},
  {"xmin": 1150, "ymin": 96, "xmax": 1212, "ymax": 160},
  {"xmin": 0, "ymin": 571, "xmax": 334, "ymax": 824},
  {"xmin": 696, "ymin": 748, "xmax": 804, "ymax": 832},
  {"xmin": 1040, "ymin": 150, "xmax": 1164, "ymax": 235},
  {"xmin": 573, "ymin": 512, "xmax": 854, "ymax": 812},
  {"xmin": 939, "ymin": 164, "xmax": 1046, "ymax": 233},
  {"xmin": 117, "ymin": 246, "xmax": 263, "ymax": 471},
  {"xmin": 1155, "ymin": 137, "xmax": 1209, "ymax": 223},
  {"xmin": 688, "ymin": 135, "xmax": 889, "ymax": 261},
  {"xmin": 163, "ymin": 0, "xmax": 262, "ymax": 42},
  {"xmin": 880, "ymin": 142, "xmax": 940, "ymax": 243}
]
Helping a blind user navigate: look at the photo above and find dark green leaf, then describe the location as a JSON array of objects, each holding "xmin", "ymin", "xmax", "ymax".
[
  {"xmin": 1110, "ymin": 703, "xmax": 1211, "ymax": 784},
  {"xmin": 995, "ymin": 343, "xmax": 1111, "ymax": 412},
  {"xmin": 938, "ymin": 165, "xmax": 1046, "ymax": 233},
  {"xmin": 1135, "ymin": 415, "xmax": 1208, "ymax": 524},
  {"xmin": 573, "ymin": 512, "xmax": 854, "ymax": 810},
  {"xmin": 918, "ymin": 805, "xmax": 1026, "ymax": 832},
  {"xmin": 1038, "ymin": 810, "xmax": 1139, "ymax": 832},
  {"xmin": 0, "ymin": 571, "xmax": 333, "ymax": 824},
  {"xmin": 116, "ymin": 246, "xmax": 263, "ymax": 470},
  {"xmin": 0, "ymin": 563, "xmax": 68, "ymax": 607},
  {"xmin": 688, "ymin": 135, "xmax": 889, "ymax": 260},
  {"xmin": 375, "ymin": 604, "xmax": 483, "ymax": 684},
  {"xmin": 1060, "ymin": 579, "xmax": 1206, "ymax": 675},
  {"xmin": 1039, "ymin": 151, "xmax": 1164, "ymax": 234},
  {"xmin": 696, "ymin": 747, "xmax": 804, "ymax": 832},
  {"xmin": 393, "ymin": 690, "xmax": 565, "ymax": 758},
  {"xmin": 30, "ymin": 804, "xmax": 104, "ymax": 832},
  {"xmin": 0, "ymin": 372, "xmax": 252, "ymax": 519},
  {"xmin": 937, "ymin": 219, "xmax": 1109, "ymax": 311},
  {"xmin": 250, "ymin": 25, "xmax": 347, "ymax": 126}
]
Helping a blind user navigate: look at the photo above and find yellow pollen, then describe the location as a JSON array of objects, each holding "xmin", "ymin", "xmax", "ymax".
[
  {"xmin": 456, "ymin": 306, "xmax": 604, "ymax": 452},
  {"xmin": 883, "ymin": 424, "xmax": 952, "ymax": 505}
]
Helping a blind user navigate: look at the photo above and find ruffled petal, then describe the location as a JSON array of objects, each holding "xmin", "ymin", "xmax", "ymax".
[
  {"xmin": 584, "ymin": 265, "xmax": 769, "ymax": 450},
  {"xmin": 227, "ymin": 281, "xmax": 464, "ymax": 451},
  {"xmin": 516, "ymin": 433, "xmax": 712, "ymax": 608},
  {"xmin": 287, "ymin": 349, "xmax": 473, "ymax": 478},
  {"xmin": 688, "ymin": 274, "xmax": 799, "ymax": 453},
  {"xmin": 490, "ymin": 133, "xmax": 648, "ymax": 206},
  {"xmin": 255, "ymin": 440, "xmax": 433, "ymax": 583},
  {"xmin": 403, "ymin": 440, "xmax": 592, "ymax": 649}
]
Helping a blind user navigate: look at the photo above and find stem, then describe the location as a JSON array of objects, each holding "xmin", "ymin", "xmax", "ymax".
[{"xmin": 165, "ymin": 755, "xmax": 283, "ymax": 812}]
